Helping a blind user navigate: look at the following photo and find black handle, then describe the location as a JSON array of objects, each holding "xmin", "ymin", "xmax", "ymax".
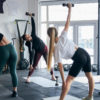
[
  {"xmin": 62, "ymin": 3, "xmax": 74, "ymax": 7},
  {"xmin": 25, "ymin": 12, "xmax": 35, "ymax": 16}
]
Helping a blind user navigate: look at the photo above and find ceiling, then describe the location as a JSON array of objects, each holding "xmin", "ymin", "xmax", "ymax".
[{"xmin": 39, "ymin": 0, "xmax": 98, "ymax": 3}]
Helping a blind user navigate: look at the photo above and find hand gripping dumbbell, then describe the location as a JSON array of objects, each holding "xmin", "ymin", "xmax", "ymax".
[
  {"xmin": 62, "ymin": 3, "xmax": 74, "ymax": 7},
  {"xmin": 25, "ymin": 12, "xmax": 35, "ymax": 16}
]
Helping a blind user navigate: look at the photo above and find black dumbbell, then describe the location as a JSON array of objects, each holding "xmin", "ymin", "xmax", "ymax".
[
  {"xmin": 62, "ymin": 3, "xmax": 74, "ymax": 7},
  {"xmin": 55, "ymin": 76, "xmax": 59, "ymax": 86},
  {"xmin": 26, "ymin": 12, "xmax": 35, "ymax": 16}
]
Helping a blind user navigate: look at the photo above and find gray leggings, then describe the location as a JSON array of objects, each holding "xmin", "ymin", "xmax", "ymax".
[{"xmin": 0, "ymin": 43, "xmax": 18, "ymax": 87}]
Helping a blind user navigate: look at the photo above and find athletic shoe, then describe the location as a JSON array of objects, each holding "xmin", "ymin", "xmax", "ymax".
[
  {"xmin": 82, "ymin": 96, "xmax": 93, "ymax": 100},
  {"xmin": 12, "ymin": 91, "xmax": 18, "ymax": 97}
]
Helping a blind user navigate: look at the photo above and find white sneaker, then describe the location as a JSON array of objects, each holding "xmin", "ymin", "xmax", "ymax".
[{"xmin": 82, "ymin": 96, "xmax": 93, "ymax": 100}]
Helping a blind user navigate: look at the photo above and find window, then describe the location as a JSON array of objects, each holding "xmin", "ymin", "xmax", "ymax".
[
  {"xmin": 71, "ymin": 3, "xmax": 98, "ymax": 21},
  {"xmin": 48, "ymin": 3, "xmax": 98, "ymax": 22},
  {"xmin": 78, "ymin": 25, "xmax": 94, "ymax": 64},
  {"xmin": 39, "ymin": 2, "xmax": 98, "ymax": 68},
  {"xmin": 40, "ymin": 24, "xmax": 47, "ymax": 45},
  {"xmin": 48, "ymin": 5, "xmax": 67, "ymax": 21},
  {"xmin": 41, "ymin": 6, "xmax": 47, "ymax": 22}
]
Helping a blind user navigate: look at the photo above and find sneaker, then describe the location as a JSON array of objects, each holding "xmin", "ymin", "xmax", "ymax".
[
  {"xmin": 82, "ymin": 96, "xmax": 93, "ymax": 100},
  {"xmin": 12, "ymin": 91, "xmax": 18, "ymax": 97}
]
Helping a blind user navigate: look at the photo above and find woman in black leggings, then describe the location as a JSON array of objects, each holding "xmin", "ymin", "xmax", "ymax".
[
  {"xmin": 0, "ymin": 33, "xmax": 18, "ymax": 97},
  {"xmin": 22, "ymin": 13, "xmax": 56, "ymax": 83}
]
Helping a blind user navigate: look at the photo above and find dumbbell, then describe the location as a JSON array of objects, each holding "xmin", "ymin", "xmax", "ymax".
[
  {"xmin": 55, "ymin": 76, "xmax": 59, "ymax": 86},
  {"xmin": 62, "ymin": 3, "xmax": 74, "ymax": 7},
  {"xmin": 26, "ymin": 12, "xmax": 35, "ymax": 16}
]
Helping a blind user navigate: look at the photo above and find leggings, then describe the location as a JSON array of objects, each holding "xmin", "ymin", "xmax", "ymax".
[
  {"xmin": 0, "ymin": 43, "xmax": 18, "ymax": 87},
  {"xmin": 28, "ymin": 46, "xmax": 53, "ymax": 76}
]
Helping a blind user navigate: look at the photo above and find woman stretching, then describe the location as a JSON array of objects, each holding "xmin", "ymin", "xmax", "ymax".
[
  {"xmin": 0, "ymin": 33, "xmax": 18, "ymax": 97},
  {"xmin": 22, "ymin": 13, "xmax": 56, "ymax": 83},
  {"xmin": 47, "ymin": 3, "xmax": 94, "ymax": 100}
]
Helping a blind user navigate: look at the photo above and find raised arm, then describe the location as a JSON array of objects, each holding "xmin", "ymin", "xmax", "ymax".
[
  {"xmin": 31, "ymin": 17, "xmax": 36, "ymax": 37},
  {"xmin": 47, "ymin": 29, "xmax": 55, "ymax": 71},
  {"xmin": 64, "ymin": 3, "xmax": 72, "ymax": 32}
]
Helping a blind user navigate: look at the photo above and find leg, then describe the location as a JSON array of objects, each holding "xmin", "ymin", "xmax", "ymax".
[
  {"xmin": 0, "ymin": 48, "xmax": 9, "ymax": 74},
  {"xmin": 60, "ymin": 75, "xmax": 75, "ymax": 100},
  {"xmin": 85, "ymin": 72, "xmax": 94, "ymax": 97},
  {"xmin": 0, "ymin": 44, "xmax": 18, "ymax": 97},
  {"xmin": 26, "ymin": 52, "xmax": 42, "ymax": 82},
  {"xmin": 8, "ymin": 45, "xmax": 18, "ymax": 94},
  {"xmin": 8, "ymin": 57, "xmax": 18, "ymax": 92},
  {"xmin": 29, "ymin": 49, "xmax": 35, "ymax": 72},
  {"xmin": 82, "ymin": 53, "xmax": 94, "ymax": 100},
  {"xmin": 59, "ymin": 59, "xmax": 84, "ymax": 100}
]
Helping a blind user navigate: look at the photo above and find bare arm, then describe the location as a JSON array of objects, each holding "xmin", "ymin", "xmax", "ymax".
[
  {"xmin": 64, "ymin": 3, "xmax": 72, "ymax": 32},
  {"xmin": 47, "ymin": 29, "xmax": 55, "ymax": 71}
]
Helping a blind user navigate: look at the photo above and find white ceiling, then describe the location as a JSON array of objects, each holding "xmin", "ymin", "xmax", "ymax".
[{"xmin": 39, "ymin": 0, "xmax": 98, "ymax": 3}]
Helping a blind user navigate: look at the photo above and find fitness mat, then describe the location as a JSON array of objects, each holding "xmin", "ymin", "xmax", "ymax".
[
  {"xmin": 0, "ymin": 84, "xmax": 24, "ymax": 100},
  {"xmin": 42, "ymin": 95, "xmax": 81, "ymax": 100},
  {"xmin": 75, "ymin": 75, "xmax": 100, "ymax": 84},
  {"xmin": 23, "ymin": 76, "xmax": 62, "ymax": 88}
]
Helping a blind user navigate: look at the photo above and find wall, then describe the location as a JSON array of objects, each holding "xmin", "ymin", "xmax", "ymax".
[
  {"xmin": 0, "ymin": 0, "xmax": 29, "ymax": 67},
  {"xmin": 0, "ymin": 0, "xmax": 47, "ymax": 69},
  {"xmin": 28, "ymin": 0, "xmax": 39, "ymax": 34}
]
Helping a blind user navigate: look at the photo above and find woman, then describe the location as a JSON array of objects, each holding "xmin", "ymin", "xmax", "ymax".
[
  {"xmin": 22, "ymin": 13, "xmax": 56, "ymax": 83},
  {"xmin": 0, "ymin": 33, "xmax": 18, "ymax": 97},
  {"xmin": 47, "ymin": 3, "xmax": 94, "ymax": 100}
]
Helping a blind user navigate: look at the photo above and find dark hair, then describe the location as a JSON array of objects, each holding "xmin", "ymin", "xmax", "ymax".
[
  {"xmin": 47, "ymin": 27, "xmax": 58, "ymax": 38},
  {"xmin": 22, "ymin": 34, "xmax": 26, "ymax": 40},
  {"xmin": 0, "ymin": 33, "xmax": 4, "ymax": 42}
]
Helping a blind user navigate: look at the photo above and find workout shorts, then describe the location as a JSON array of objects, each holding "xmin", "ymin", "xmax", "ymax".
[{"xmin": 69, "ymin": 47, "xmax": 91, "ymax": 77}]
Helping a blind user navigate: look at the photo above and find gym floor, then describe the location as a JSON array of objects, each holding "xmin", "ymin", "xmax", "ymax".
[{"xmin": 0, "ymin": 69, "xmax": 100, "ymax": 100}]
